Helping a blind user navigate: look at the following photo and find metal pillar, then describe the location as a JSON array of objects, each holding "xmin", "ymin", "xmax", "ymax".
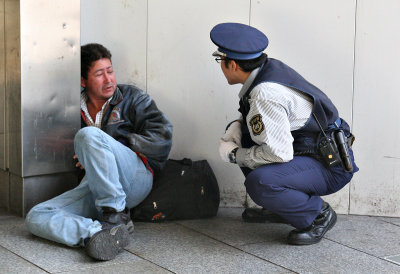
[{"xmin": 0, "ymin": 0, "xmax": 80, "ymax": 216}]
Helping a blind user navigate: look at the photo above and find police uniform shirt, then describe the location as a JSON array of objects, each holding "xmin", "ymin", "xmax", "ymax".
[{"xmin": 236, "ymin": 67, "xmax": 314, "ymax": 170}]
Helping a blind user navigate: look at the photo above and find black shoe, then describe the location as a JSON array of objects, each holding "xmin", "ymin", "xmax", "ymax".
[
  {"xmin": 85, "ymin": 224, "xmax": 130, "ymax": 261},
  {"xmin": 287, "ymin": 202, "xmax": 337, "ymax": 245},
  {"xmin": 101, "ymin": 207, "xmax": 134, "ymax": 234},
  {"xmin": 242, "ymin": 208, "xmax": 289, "ymax": 224}
]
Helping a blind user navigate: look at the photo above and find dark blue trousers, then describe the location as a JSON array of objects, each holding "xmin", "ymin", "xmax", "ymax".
[{"xmin": 243, "ymin": 151, "xmax": 358, "ymax": 229}]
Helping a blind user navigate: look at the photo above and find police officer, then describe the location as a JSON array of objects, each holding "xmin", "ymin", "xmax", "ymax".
[{"xmin": 210, "ymin": 22, "xmax": 359, "ymax": 245}]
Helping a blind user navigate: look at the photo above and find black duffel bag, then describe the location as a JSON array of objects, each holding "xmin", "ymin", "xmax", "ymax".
[{"xmin": 131, "ymin": 158, "xmax": 220, "ymax": 222}]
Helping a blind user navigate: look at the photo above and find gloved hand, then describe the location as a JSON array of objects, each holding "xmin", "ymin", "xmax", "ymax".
[
  {"xmin": 219, "ymin": 139, "xmax": 239, "ymax": 163},
  {"xmin": 222, "ymin": 120, "xmax": 242, "ymax": 147}
]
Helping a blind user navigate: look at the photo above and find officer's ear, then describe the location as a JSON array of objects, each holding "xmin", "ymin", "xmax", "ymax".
[{"xmin": 230, "ymin": 60, "xmax": 240, "ymax": 72}]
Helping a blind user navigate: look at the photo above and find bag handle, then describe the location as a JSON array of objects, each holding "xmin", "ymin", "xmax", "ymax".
[{"xmin": 169, "ymin": 158, "xmax": 193, "ymax": 166}]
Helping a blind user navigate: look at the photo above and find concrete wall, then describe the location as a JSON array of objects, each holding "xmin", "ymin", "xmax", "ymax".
[{"xmin": 81, "ymin": 0, "xmax": 400, "ymax": 216}]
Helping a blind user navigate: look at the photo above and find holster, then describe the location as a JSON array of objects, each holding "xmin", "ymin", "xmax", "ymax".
[{"xmin": 317, "ymin": 130, "xmax": 354, "ymax": 172}]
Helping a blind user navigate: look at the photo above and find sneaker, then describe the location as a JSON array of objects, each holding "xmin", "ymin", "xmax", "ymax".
[
  {"xmin": 101, "ymin": 207, "xmax": 134, "ymax": 234},
  {"xmin": 85, "ymin": 224, "xmax": 130, "ymax": 261},
  {"xmin": 287, "ymin": 202, "xmax": 337, "ymax": 245}
]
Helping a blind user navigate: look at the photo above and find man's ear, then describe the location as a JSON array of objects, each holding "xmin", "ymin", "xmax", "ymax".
[
  {"xmin": 81, "ymin": 77, "xmax": 86, "ymax": 88},
  {"xmin": 230, "ymin": 60, "xmax": 239, "ymax": 71}
]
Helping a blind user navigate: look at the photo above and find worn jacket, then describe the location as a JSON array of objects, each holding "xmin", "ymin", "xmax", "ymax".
[{"xmin": 81, "ymin": 84, "xmax": 173, "ymax": 173}]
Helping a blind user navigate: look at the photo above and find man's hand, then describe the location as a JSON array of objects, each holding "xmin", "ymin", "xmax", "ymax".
[
  {"xmin": 73, "ymin": 155, "xmax": 84, "ymax": 170},
  {"xmin": 222, "ymin": 120, "xmax": 242, "ymax": 147},
  {"xmin": 219, "ymin": 139, "xmax": 239, "ymax": 163}
]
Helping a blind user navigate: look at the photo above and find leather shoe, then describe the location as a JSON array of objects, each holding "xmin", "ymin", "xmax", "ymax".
[{"xmin": 287, "ymin": 202, "xmax": 337, "ymax": 245}]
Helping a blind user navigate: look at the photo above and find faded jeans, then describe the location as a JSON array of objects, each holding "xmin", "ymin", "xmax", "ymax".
[{"xmin": 26, "ymin": 127, "xmax": 153, "ymax": 247}]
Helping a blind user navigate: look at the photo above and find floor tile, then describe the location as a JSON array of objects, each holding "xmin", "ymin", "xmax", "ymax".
[
  {"xmin": 176, "ymin": 208, "xmax": 293, "ymax": 247},
  {"xmin": 62, "ymin": 259, "xmax": 171, "ymax": 274},
  {"xmin": 0, "ymin": 245, "xmax": 46, "ymax": 273},
  {"xmin": 241, "ymin": 239, "xmax": 400, "ymax": 273},
  {"xmin": 127, "ymin": 222, "xmax": 293, "ymax": 274},
  {"xmin": 381, "ymin": 216, "xmax": 400, "ymax": 226},
  {"xmin": 384, "ymin": 254, "xmax": 400, "ymax": 266},
  {"xmin": 0, "ymin": 217, "xmax": 150, "ymax": 273},
  {"xmin": 326, "ymin": 214, "xmax": 400, "ymax": 257}
]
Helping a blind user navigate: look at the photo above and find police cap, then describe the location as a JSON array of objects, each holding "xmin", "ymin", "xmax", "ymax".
[{"xmin": 210, "ymin": 22, "xmax": 268, "ymax": 60}]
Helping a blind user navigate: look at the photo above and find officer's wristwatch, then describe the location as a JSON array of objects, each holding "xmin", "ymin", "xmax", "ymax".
[{"xmin": 228, "ymin": 147, "xmax": 239, "ymax": 163}]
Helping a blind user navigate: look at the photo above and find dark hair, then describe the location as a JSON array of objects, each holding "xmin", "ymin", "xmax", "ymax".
[
  {"xmin": 224, "ymin": 53, "xmax": 268, "ymax": 72},
  {"xmin": 81, "ymin": 43, "xmax": 112, "ymax": 79}
]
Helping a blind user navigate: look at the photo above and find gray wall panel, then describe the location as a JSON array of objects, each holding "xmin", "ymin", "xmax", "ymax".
[
  {"xmin": 9, "ymin": 173, "xmax": 22, "ymax": 216},
  {"xmin": 351, "ymin": 0, "xmax": 400, "ymax": 216},
  {"xmin": 5, "ymin": 0, "xmax": 21, "ymax": 176},
  {"xmin": 0, "ymin": 0, "xmax": 5, "ymax": 171},
  {"xmin": 80, "ymin": 0, "xmax": 147, "ymax": 91},
  {"xmin": 0, "ymin": 169, "xmax": 9, "ymax": 210}
]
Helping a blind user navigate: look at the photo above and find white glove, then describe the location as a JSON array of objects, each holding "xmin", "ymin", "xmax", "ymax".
[
  {"xmin": 219, "ymin": 139, "xmax": 239, "ymax": 163},
  {"xmin": 222, "ymin": 120, "xmax": 242, "ymax": 147}
]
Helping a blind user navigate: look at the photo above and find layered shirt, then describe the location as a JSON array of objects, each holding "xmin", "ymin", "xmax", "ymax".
[{"xmin": 236, "ymin": 68, "xmax": 314, "ymax": 169}]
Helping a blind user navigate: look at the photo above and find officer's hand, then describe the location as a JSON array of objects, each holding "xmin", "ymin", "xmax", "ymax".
[
  {"xmin": 219, "ymin": 139, "xmax": 239, "ymax": 163},
  {"xmin": 222, "ymin": 120, "xmax": 242, "ymax": 147},
  {"xmin": 73, "ymin": 155, "xmax": 84, "ymax": 170}
]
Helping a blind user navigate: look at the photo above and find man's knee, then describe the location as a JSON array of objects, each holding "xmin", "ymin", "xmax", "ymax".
[
  {"xmin": 74, "ymin": 127, "xmax": 102, "ymax": 147},
  {"xmin": 25, "ymin": 204, "xmax": 46, "ymax": 232},
  {"xmin": 244, "ymin": 170, "xmax": 283, "ymax": 206}
]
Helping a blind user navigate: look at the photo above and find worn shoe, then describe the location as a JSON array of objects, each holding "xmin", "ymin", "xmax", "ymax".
[
  {"xmin": 85, "ymin": 224, "xmax": 130, "ymax": 261},
  {"xmin": 242, "ymin": 208, "xmax": 289, "ymax": 223},
  {"xmin": 101, "ymin": 207, "xmax": 134, "ymax": 234},
  {"xmin": 287, "ymin": 202, "xmax": 337, "ymax": 245}
]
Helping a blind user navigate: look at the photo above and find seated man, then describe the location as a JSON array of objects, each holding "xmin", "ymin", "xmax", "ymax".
[
  {"xmin": 26, "ymin": 43, "xmax": 173, "ymax": 260},
  {"xmin": 210, "ymin": 23, "xmax": 359, "ymax": 245}
]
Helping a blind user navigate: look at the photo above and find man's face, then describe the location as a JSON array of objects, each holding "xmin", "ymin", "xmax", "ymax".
[
  {"xmin": 220, "ymin": 59, "xmax": 239, "ymax": 85},
  {"xmin": 81, "ymin": 58, "xmax": 117, "ymax": 101}
]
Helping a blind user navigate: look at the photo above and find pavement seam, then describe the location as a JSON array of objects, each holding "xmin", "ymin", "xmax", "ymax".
[
  {"xmin": 0, "ymin": 244, "xmax": 51, "ymax": 273},
  {"xmin": 175, "ymin": 222, "xmax": 298, "ymax": 274},
  {"xmin": 124, "ymin": 249, "xmax": 176, "ymax": 274},
  {"xmin": 324, "ymin": 237, "xmax": 400, "ymax": 268},
  {"xmin": 381, "ymin": 219, "xmax": 400, "ymax": 228}
]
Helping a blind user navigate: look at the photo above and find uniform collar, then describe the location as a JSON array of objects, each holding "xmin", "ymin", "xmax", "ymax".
[{"xmin": 238, "ymin": 67, "xmax": 261, "ymax": 98}]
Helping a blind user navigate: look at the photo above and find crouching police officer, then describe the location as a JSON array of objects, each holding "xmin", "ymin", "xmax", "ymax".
[{"xmin": 210, "ymin": 22, "xmax": 359, "ymax": 245}]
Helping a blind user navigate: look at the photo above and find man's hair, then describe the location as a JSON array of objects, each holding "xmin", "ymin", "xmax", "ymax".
[
  {"xmin": 224, "ymin": 53, "xmax": 268, "ymax": 72},
  {"xmin": 81, "ymin": 43, "xmax": 112, "ymax": 79}
]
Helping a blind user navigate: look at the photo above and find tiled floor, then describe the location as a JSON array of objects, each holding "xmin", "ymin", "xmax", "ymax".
[{"xmin": 1, "ymin": 208, "xmax": 400, "ymax": 273}]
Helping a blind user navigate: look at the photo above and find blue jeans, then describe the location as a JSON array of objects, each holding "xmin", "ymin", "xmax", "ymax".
[{"xmin": 26, "ymin": 127, "xmax": 153, "ymax": 247}]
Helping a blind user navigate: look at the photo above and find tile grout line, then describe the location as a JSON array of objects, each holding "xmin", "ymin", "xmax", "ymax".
[
  {"xmin": 174, "ymin": 222, "xmax": 298, "ymax": 274},
  {"xmin": 0, "ymin": 244, "xmax": 51, "ymax": 273},
  {"xmin": 124, "ymin": 248, "xmax": 176, "ymax": 274},
  {"xmin": 381, "ymin": 219, "xmax": 400, "ymax": 228},
  {"xmin": 325, "ymin": 237, "xmax": 400, "ymax": 267},
  {"xmin": 50, "ymin": 258, "xmax": 175, "ymax": 274}
]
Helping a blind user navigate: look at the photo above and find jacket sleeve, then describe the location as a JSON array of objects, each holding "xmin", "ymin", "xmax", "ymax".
[{"xmin": 126, "ymin": 92, "xmax": 173, "ymax": 171}]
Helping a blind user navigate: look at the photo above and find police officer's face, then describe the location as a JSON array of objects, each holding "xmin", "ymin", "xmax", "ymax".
[
  {"xmin": 221, "ymin": 59, "xmax": 238, "ymax": 85},
  {"xmin": 81, "ymin": 58, "xmax": 117, "ymax": 101}
]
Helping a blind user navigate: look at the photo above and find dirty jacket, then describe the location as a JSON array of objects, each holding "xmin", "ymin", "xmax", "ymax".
[{"xmin": 81, "ymin": 84, "xmax": 173, "ymax": 173}]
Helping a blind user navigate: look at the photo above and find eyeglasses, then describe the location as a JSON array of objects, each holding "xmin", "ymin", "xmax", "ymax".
[{"xmin": 215, "ymin": 57, "xmax": 225, "ymax": 63}]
